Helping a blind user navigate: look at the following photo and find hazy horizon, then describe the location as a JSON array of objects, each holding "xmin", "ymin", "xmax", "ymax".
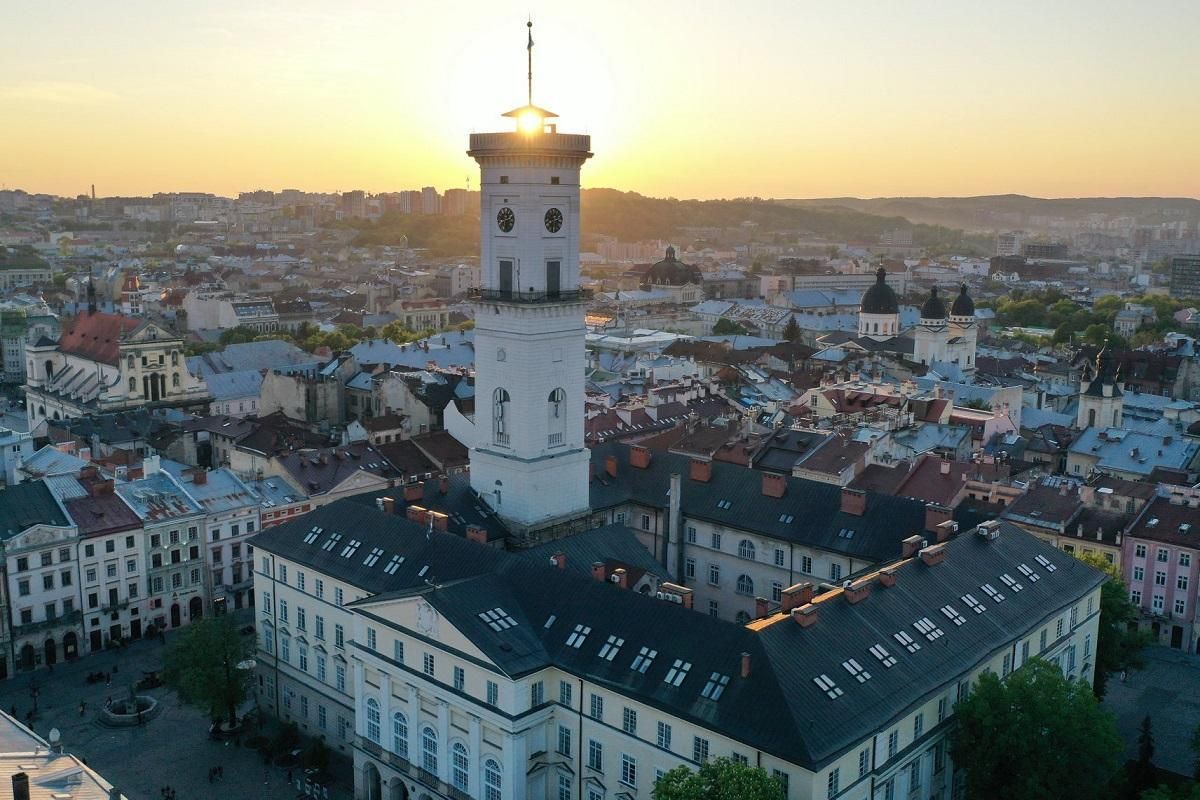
[{"xmin": 3, "ymin": 0, "xmax": 1198, "ymax": 200}]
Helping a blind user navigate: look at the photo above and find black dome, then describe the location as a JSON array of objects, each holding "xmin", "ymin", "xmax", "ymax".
[
  {"xmin": 860, "ymin": 268, "xmax": 899, "ymax": 314},
  {"xmin": 950, "ymin": 283, "xmax": 975, "ymax": 316},
  {"xmin": 921, "ymin": 286, "xmax": 947, "ymax": 319},
  {"xmin": 644, "ymin": 246, "xmax": 702, "ymax": 287}
]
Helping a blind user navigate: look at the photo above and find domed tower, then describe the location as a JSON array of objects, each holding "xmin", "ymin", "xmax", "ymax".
[
  {"xmin": 1077, "ymin": 340, "xmax": 1124, "ymax": 429},
  {"xmin": 858, "ymin": 267, "xmax": 901, "ymax": 341},
  {"xmin": 913, "ymin": 285, "xmax": 948, "ymax": 366},
  {"xmin": 948, "ymin": 283, "xmax": 977, "ymax": 370},
  {"xmin": 464, "ymin": 23, "xmax": 592, "ymax": 532}
]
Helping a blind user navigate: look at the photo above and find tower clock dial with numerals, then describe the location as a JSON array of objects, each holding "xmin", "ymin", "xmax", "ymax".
[
  {"xmin": 496, "ymin": 206, "xmax": 515, "ymax": 232},
  {"xmin": 544, "ymin": 207, "xmax": 563, "ymax": 233}
]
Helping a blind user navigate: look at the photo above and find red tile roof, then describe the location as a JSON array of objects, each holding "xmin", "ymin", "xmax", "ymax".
[{"xmin": 59, "ymin": 312, "xmax": 140, "ymax": 365}]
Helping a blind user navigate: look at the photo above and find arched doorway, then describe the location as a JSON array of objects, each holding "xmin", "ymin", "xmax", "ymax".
[
  {"xmin": 387, "ymin": 778, "xmax": 409, "ymax": 800},
  {"xmin": 361, "ymin": 762, "xmax": 382, "ymax": 800},
  {"xmin": 189, "ymin": 596, "xmax": 203, "ymax": 620},
  {"xmin": 43, "ymin": 638, "xmax": 57, "ymax": 666},
  {"xmin": 18, "ymin": 644, "xmax": 35, "ymax": 671},
  {"xmin": 170, "ymin": 603, "xmax": 182, "ymax": 628},
  {"xmin": 63, "ymin": 631, "xmax": 79, "ymax": 660}
]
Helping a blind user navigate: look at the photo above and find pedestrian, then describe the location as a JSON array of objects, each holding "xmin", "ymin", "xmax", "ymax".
[
  {"xmin": 79, "ymin": 701, "xmax": 86, "ymax": 716},
  {"xmin": 105, "ymin": 673, "xmax": 111, "ymax": 687}
]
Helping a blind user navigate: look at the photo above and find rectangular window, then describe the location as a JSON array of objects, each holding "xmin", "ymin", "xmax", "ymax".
[
  {"xmin": 453, "ymin": 666, "xmax": 465, "ymax": 691},
  {"xmin": 830, "ymin": 562, "xmax": 842, "ymax": 581},
  {"xmin": 315, "ymin": 616, "xmax": 325, "ymax": 641},
  {"xmin": 335, "ymin": 587, "xmax": 344, "ymax": 606},
  {"xmin": 316, "ymin": 655, "xmax": 326, "ymax": 682},
  {"xmin": 914, "ymin": 712, "xmax": 924, "ymax": 738},
  {"xmin": 887, "ymin": 729, "xmax": 898, "ymax": 758},
  {"xmin": 774, "ymin": 770, "xmax": 790, "ymax": 797},
  {"xmin": 685, "ymin": 558, "xmax": 696, "ymax": 579},
  {"xmin": 297, "ymin": 572, "xmax": 305, "ymax": 592},
  {"xmin": 622, "ymin": 707, "xmax": 637, "ymax": 735},
  {"xmin": 423, "ymin": 653, "xmax": 435, "ymax": 677},
  {"xmin": 318, "ymin": 705, "xmax": 327, "ymax": 730},
  {"xmin": 801, "ymin": 555, "xmax": 813, "ymax": 574},
  {"xmin": 693, "ymin": 736, "xmax": 709, "ymax": 763},
  {"xmin": 620, "ymin": 754, "xmax": 637, "ymax": 788},
  {"xmin": 297, "ymin": 608, "xmax": 306, "ymax": 631},
  {"xmin": 1157, "ymin": 548, "xmax": 1169, "ymax": 563},
  {"xmin": 279, "ymin": 564, "xmax": 287, "ymax": 582},
  {"xmin": 559, "ymin": 680, "xmax": 572, "ymax": 706},
  {"xmin": 859, "ymin": 747, "xmax": 869, "ymax": 777},
  {"xmin": 711, "ymin": 533, "xmax": 721, "ymax": 550},
  {"xmin": 486, "ymin": 680, "xmax": 499, "ymax": 706},
  {"xmin": 279, "ymin": 599, "xmax": 288, "ymax": 622},
  {"xmin": 708, "ymin": 563, "xmax": 720, "ymax": 586},
  {"xmin": 774, "ymin": 548, "xmax": 786, "ymax": 566},
  {"xmin": 315, "ymin": 579, "xmax": 324, "ymax": 599},
  {"xmin": 588, "ymin": 739, "xmax": 603, "ymax": 771},
  {"xmin": 393, "ymin": 638, "xmax": 403, "ymax": 662},
  {"xmin": 827, "ymin": 767, "xmax": 839, "ymax": 799},
  {"xmin": 335, "ymin": 624, "xmax": 344, "ymax": 648},
  {"xmin": 657, "ymin": 721, "xmax": 672, "ymax": 750},
  {"xmin": 530, "ymin": 680, "xmax": 544, "ymax": 707},
  {"xmin": 708, "ymin": 600, "xmax": 719, "ymax": 617},
  {"xmin": 589, "ymin": 693, "xmax": 603, "ymax": 721},
  {"xmin": 686, "ymin": 526, "xmax": 697, "ymax": 544},
  {"xmin": 335, "ymin": 663, "xmax": 346, "ymax": 692},
  {"xmin": 557, "ymin": 725, "xmax": 572, "ymax": 756},
  {"xmin": 366, "ymin": 627, "xmax": 376, "ymax": 650}
]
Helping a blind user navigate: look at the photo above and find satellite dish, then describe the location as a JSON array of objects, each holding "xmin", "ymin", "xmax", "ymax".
[{"xmin": 48, "ymin": 728, "xmax": 61, "ymax": 744}]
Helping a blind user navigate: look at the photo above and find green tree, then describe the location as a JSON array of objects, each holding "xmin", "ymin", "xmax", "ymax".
[
  {"xmin": 1134, "ymin": 715, "xmax": 1157, "ymax": 795},
  {"xmin": 652, "ymin": 758, "xmax": 785, "ymax": 800},
  {"xmin": 1081, "ymin": 554, "xmax": 1152, "ymax": 697},
  {"xmin": 218, "ymin": 325, "xmax": 260, "ymax": 346},
  {"xmin": 163, "ymin": 615, "xmax": 255, "ymax": 728},
  {"xmin": 1141, "ymin": 786, "xmax": 1200, "ymax": 800},
  {"xmin": 712, "ymin": 318, "xmax": 748, "ymax": 336},
  {"xmin": 950, "ymin": 659, "xmax": 1121, "ymax": 800},
  {"xmin": 782, "ymin": 316, "xmax": 801, "ymax": 342}
]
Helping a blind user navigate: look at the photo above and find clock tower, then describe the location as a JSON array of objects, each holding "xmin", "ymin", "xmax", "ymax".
[{"xmin": 464, "ymin": 26, "xmax": 593, "ymax": 533}]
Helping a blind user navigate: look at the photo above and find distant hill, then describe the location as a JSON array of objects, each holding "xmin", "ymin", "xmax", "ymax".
[{"xmin": 778, "ymin": 195, "xmax": 1200, "ymax": 232}]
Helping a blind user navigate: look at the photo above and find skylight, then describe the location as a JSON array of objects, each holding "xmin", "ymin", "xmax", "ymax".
[
  {"xmin": 339, "ymin": 539, "xmax": 362, "ymax": 559},
  {"xmin": 631, "ymin": 646, "xmax": 657, "ymax": 673},
  {"xmin": 869, "ymin": 643, "xmax": 897, "ymax": 667},
  {"xmin": 478, "ymin": 608, "xmax": 518, "ymax": 631},
  {"xmin": 893, "ymin": 631, "xmax": 921, "ymax": 653},
  {"xmin": 363, "ymin": 547, "xmax": 384, "ymax": 567},
  {"xmin": 543, "ymin": 614, "xmax": 557, "ymax": 630},
  {"xmin": 980, "ymin": 583, "xmax": 1006, "ymax": 602},
  {"xmin": 838, "ymin": 528, "xmax": 856, "ymax": 539},
  {"xmin": 999, "ymin": 573, "xmax": 1024, "ymax": 592},
  {"xmin": 701, "ymin": 672, "xmax": 731, "ymax": 700},
  {"xmin": 961, "ymin": 594, "xmax": 986, "ymax": 614},
  {"xmin": 813, "ymin": 673, "xmax": 844, "ymax": 700},
  {"xmin": 664, "ymin": 659, "xmax": 692, "ymax": 687},
  {"xmin": 566, "ymin": 624, "xmax": 591, "ymax": 648},
  {"xmin": 321, "ymin": 533, "xmax": 343, "ymax": 552},
  {"xmin": 778, "ymin": 514, "xmax": 795, "ymax": 524},
  {"xmin": 1016, "ymin": 563, "xmax": 1041, "ymax": 583},
  {"xmin": 842, "ymin": 658, "xmax": 872, "ymax": 683},
  {"xmin": 913, "ymin": 617, "xmax": 945, "ymax": 641},
  {"xmin": 417, "ymin": 565, "xmax": 429, "ymax": 578},
  {"xmin": 303, "ymin": 526, "xmax": 321, "ymax": 545},
  {"xmin": 940, "ymin": 605, "xmax": 967, "ymax": 626},
  {"xmin": 1034, "ymin": 554, "xmax": 1058, "ymax": 573},
  {"xmin": 598, "ymin": 635, "xmax": 625, "ymax": 661},
  {"xmin": 382, "ymin": 555, "xmax": 403, "ymax": 575},
  {"xmin": 716, "ymin": 500, "xmax": 732, "ymax": 509}
]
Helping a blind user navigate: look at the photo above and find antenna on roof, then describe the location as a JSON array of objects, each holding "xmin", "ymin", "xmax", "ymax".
[{"xmin": 526, "ymin": 18, "xmax": 534, "ymax": 106}]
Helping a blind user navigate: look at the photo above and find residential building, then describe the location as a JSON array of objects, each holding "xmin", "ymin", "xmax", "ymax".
[
  {"xmin": 1123, "ymin": 485, "xmax": 1200, "ymax": 653},
  {"xmin": 1169, "ymin": 254, "xmax": 1200, "ymax": 300},
  {"xmin": 0, "ymin": 427, "xmax": 35, "ymax": 486},
  {"xmin": 0, "ymin": 708, "xmax": 129, "ymax": 798}
]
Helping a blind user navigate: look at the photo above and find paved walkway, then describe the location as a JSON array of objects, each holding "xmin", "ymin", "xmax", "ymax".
[
  {"xmin": 1103, "ymin": 645, "xmax": 1200, "ymax": 778},
  {"xmin": 0, "ymin": 631, "xmax": 352, "ymax": 800}
]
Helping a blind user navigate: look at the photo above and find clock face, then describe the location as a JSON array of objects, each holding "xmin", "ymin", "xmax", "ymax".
[
  {"xmin": 496, "ymin": 207, "xmax": 515, "ymax": 233},
  {"xmin": 544, "ymin": 207, "xmax": 564, "ymax": 233}
]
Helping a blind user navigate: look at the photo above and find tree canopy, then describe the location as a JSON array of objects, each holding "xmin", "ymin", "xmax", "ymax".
[
  {"xmin": 652, "ymin": 758, "xmax": 786, "ymax": 800},
  {"xmin": 163, "ymin": 615, "xmax": 255, "ymax": 726},
  {"xmin": 1080, "ymin": 554, "xmax": 1152, "ymax": 697},
  {"xmin": 950, "ymin": 659, "xmax": 1121, "ymax": 800},
  {"xmin": 712, "ymin": 318, "xmax": 748, "ymax": 336}
]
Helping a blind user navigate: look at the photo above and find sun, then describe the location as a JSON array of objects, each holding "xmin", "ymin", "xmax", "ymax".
[{"xmin": 518, "ymin": 110, "xmax": 542, "ymax": 134}]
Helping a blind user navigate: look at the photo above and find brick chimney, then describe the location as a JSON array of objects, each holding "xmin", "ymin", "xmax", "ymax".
[
  {"xmin": 439, "ymin": 475, "xmax": 449, "ymax": 495},
  {"xmin": 754, "ymin": 596, "xmax": 770, "ymax": 618},
  {"xmin": 780, "ymin": 582, "xmax": 814, "ymax": 613},
  {"xmin": 613, "ymin": 567, "xmax": 628, "ymax": 589},
  {"xmin": 840, "ymin": 487, "xmax": 866, "ymax": 516},
  {"xmin": 80, "ymin": 465, "xmax": 99, "ymax": 480},
  {"xmin": 629, "ymin": 445, "xmax": 652, "ymax": 469},
  {"xmin": 844, "ymin": 577, "xmax": 871, "ymax": 604},
  {"xmin": 550, "ymin": 552, "xmax": 566, "ymax": 570},
  {"xmin": 605, "ymin": 455, "xmax": 618, "ymax": 478},
  {"xmin": 406, "ymin": 505, "xmax": 427, "ymax": 525},
  {"xmin": 689, "ymin": 459, "xmax": 712, "ymax": 483},
  {"xmin": 465, "ymin": 525, "xmax": 488, "ymax": 545},
  {"xmin": 762, "ymin": 472, "xmax": 787, "ymax": 499},
  {"xmin": 13, "ymin": 773, "xmax": 31, "ymax": 800},
  {"xmin": 381, "ymin": 496, "xmax": 395, "ymax": 515},
  {"xmin": 661, "ymin": 581, "xmax": 694, "ymax": 609},
  {"xmin": 192, "ymin": 468, "xmax": 208, "ymax": 486},
  {"xmin": 591, "ymin": 561, "xmax": 607, "ymax": 582},
  {"xmin": 919, "ymin": 543, "xmax": 947, "ymax": 567},
  {"xmin": 792, "ymin": 603, "xmax": 819, "ymax": 628},
  {"xmin": 89, "ymin": 478, "xmax": 115, "ymax": 497},
  {"xmin": 901, "ymin": 534, "xmax": 925, "ymax": 558},
  {"xmin": 430, "ymin": 511, "xmax": 448, "ymax": 532},
  {"xmin": 877, "ymin": 567, "xmax": 898, "ymax": 588},
  {"xmin": 402, "ymin": 483, "xmax": 423, "ymax": 502},
  {"xmin": 939, "ymin": 459, "xmax": 951, "ymax": 475},
  {"xmin": 740, "ymin": 652, "xmax": 752, "ymax": 679},
  {"xmin": 924, "ymin": 503, "xmax": 954, "ymax": 537}
]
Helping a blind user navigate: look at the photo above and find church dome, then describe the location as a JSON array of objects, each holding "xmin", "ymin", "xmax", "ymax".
[
  {"xmin": 920, "ymin": 286, "xmax": 947, "ymax": 320},
  {"xmin": 645, "ymin": 246, "xmax": 702, "ymax": 287},
  {"xmin": 950, "ymin": 283, "xmax": 975, "ymax": 317},
  {"xmin": 860, "ymin": 268, "xmax": 899, "ymax": 314}
]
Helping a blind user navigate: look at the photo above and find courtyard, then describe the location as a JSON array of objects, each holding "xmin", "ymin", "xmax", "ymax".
[{"xmin": 1103, "ymin": 645, "xmax": 1200, "ymax": 778}]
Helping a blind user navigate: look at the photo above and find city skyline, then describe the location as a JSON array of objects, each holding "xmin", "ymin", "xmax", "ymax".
[{"xmin": 2, "ymin": 1, "xmax": 1199, "ymax": 200}]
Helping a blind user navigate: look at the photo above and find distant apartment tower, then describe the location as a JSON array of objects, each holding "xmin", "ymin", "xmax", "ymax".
[
  {"xmin": 1022, "ymin": 241, "xmax": 1069, "ymax": 259},
  {"xmin": 441, "ymin": 188, "xmax": 469, "ymax": 216},
  {"xmin": 398, "ymin": 190, "xmax": 422, "ymax": 214},
  {"xmin": 341, "ymin": 190, "xmax": 367, "ymax": 219},
  {"xmin": 420, "ymin": 186, "xmax": 440, "ymax": 215},
  {"xmin": 995, "ymin": 230, "xmax": 1025, "ymax": 257},
  {"xmin": 879, "ymin": 228, "xmax": 913, "ymax": 247},
  {"xmin": 1170, "ymin": 254, "xmax": 1200, "ymax": 299}
]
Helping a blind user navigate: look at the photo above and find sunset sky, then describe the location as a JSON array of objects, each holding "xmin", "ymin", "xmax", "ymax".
[{"xmin": 2, "ymin": 0, "xmax": 1197, "ymax": 200}]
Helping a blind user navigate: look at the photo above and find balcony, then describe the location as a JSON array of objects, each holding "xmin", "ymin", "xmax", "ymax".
[
  {"xmin": 14, "ymin": 610, "xmax": 82, "ymax": 636},
  {"xmin": 357, "ymin": 738, "xmax": 470, "ymax": 800},
  {"xmin": 468, "ymin": 288, "xmax": 591, "ymax": 304}
]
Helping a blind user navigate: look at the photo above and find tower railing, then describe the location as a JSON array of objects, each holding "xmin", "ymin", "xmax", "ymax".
[{"xmin": 469, "ymin": 288, "xmax": 591, "ymax": 303}]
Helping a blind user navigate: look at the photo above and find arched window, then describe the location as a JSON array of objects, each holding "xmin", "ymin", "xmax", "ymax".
[
  {"xmin": 492, "ymin": 388, "xmax": 510, "ymax": 445},
  {"xmin": 365, "ymin": 698, "xmax": 380, "ymax": 744},
  {"xmin": 483, "ymin": 759, "xmax": 502, "ymax": 800},
  {"xmin": 129, "ymin": 377, "xmax": 137, "ymax": 393},
  {"xmin": 421, "ymin": 726, "xmax": 438, "ymax": 774},
  {"xmin": 547, "ymin": 387, "xmax": 566, "ymax": 447},
  {"xmin": 392, "ymin": 712, "xmax": 408, "ymax": 758},
  {"xmin": 172, "ymin": 373, "xmax": 180, "ymax": 388},
  {"xmin": 736, "ymin": 575, "xmax": 754, "ymax": 596},
  {"xmin": 127, "ymin": 354, "xmax": 135, "ymax": 369},
  {"xmin": 451, "ymin": 742, "xmax": 469, "ymax": 791},
  {"xmin": 37, "ymin": 405, "xmax": 45, "ymax": 418},
  {"xmin": 1087, "ymin": 408, "xmax": 1096, "ymax": 428},
  {"xmin": 737, "ymin": 539, "xmax": 756, "ymax": 560},
  {"xmin": 171, "ymin": 351, "xmax": 179, "ymax": 366}
]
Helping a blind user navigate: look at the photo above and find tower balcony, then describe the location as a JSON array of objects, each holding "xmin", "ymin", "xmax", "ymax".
[{"xmin": 469, "ymin": 288, "xmax": 591, "ymax": 304}]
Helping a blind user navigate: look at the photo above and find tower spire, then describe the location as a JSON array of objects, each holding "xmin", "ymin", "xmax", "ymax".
[{"xmin": 526, "ymin": 19, "xmax": 534, "ymax": 106}]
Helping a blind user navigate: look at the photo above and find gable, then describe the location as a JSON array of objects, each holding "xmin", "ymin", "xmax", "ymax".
[{"xmin": 358, "ymin": 595, "xmax": 499, "ymax": 669}]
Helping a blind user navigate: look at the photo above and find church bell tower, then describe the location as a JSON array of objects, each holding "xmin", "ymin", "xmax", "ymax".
[{"xmin": 465, "ymin": 23, "xmax": 593, "ymax": 532}]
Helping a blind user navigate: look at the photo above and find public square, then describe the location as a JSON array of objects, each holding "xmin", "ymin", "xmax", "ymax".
[
  {"xmin": 1103, "ymin": 645, "xmax": 1200, "ymax": 778},
  {"xmin": 0, "ymin": 630, "xmax": 353, "ymax": 800}
]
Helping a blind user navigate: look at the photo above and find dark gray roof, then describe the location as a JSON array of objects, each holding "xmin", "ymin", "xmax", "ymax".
[
  {"xmin": 950, "ymin": 283, "xmax": 975, "ymax": 317},
  {"xmin": 590, "ymin": 442, "xmax": 928, "ymax": 562},
  {"xmin": 358, "ymin": 521, "xmax": 1104, "ymax": 770},
  {"xmin": 344, "ymin": 473, "xmax": 507, "ymax": 541},
  {"xmin": 514, "ymin": 523, "xmax": 667, "ymax": 582},
  {"xmin": 920, "ymin": 286, "xmax": 947, "ymax": 320},
  {"xmin": 860, "ymin": 268, "xmax": 899, "ymax": 314},
  {"xmin": 0, "ymin": 480, "xmax": 70, "ymax": 536}
]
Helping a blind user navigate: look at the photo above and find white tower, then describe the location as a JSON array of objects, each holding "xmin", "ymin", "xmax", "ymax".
[
  {"xmin": 466, "ymin": 24, "xmax": 593, "ymax": 532},
  {"xmin": 913, "ymin": 285, "xmax": 948, "ymax": 366}
]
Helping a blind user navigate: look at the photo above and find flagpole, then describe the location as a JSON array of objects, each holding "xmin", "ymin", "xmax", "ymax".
[{"xmin": 527, "ymin": 20, "xmax": 533, "ymax": 106}]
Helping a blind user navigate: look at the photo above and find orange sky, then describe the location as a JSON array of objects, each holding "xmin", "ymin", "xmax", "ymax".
[{"xmin": 2, "ymin": 1, "xmax": 1198, "ymax": 199}]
